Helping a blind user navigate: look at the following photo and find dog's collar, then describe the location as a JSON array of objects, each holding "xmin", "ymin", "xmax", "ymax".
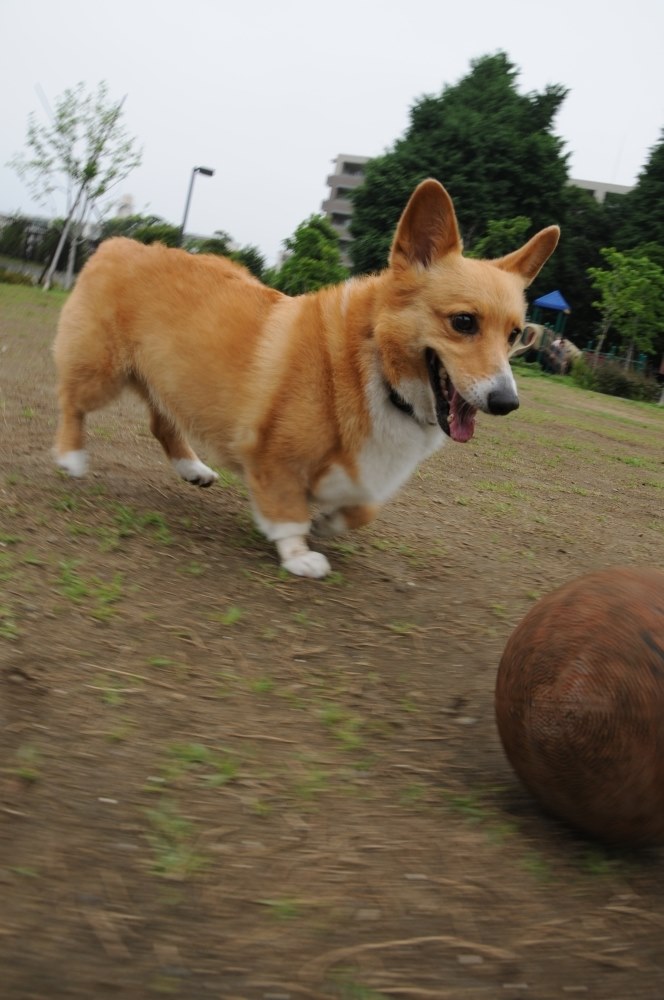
[
  {"xmin": 386, "ymin": 383, "xmax": 416, "ymax": 420},
  {"xmin": 386, "ymin": 381, "xmax": 439, "ymax": 429}
]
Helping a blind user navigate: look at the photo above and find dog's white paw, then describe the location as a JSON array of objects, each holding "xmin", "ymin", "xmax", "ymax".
[
  {"xmin": 172, "ymin": 458, "xmax": 219, "ymax": 488},
  {"xmin": 281, "ymin": 551, "xmax": 331, "ymax": 579},
  {"xmin": 55, "ymin": 449, "xmax": 88, "ymax": 478}
]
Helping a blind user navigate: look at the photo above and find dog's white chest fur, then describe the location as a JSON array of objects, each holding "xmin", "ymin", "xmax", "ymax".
[{"xmin": 315, "ymin": 373, "xmax": 445, "ymax": 511}]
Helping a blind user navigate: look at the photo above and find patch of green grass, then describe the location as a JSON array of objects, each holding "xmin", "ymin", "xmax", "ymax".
[
  {"xmin": 112, "ymin": 504, "xmax": 173, "ymax": 545},
  {"xmin": 90, "ymin": 574, "xmax": 124, "ymax": 621},
  {"xmin": 292, "ymin": 767, "xmax": 327, "ymax": 801},
  {"xmin": 330, "ymin": 539, "xmax": 360, "ymax": 556},
  {"xmin": 0, "ymin": 605, "xmax": 20, "ymax": 640},
  {"xmin": 9, "ymin": 867, "xmax": 40, "ymax": 878},
  {"xmin": 612, "ymin": 454, "xmax": 659, "ymax": 471},
  {"xmin": 522, "ymin": 850, "xmax": 553, "ymax": 882},
  {"xmin": 259, "ymin": 898, "xmax": 301, "ymax": 920},
  {"xmin": 0, "ymin": 552, "xmax": 14, "ymax": 581},
  {"xmin": 57, "ymin": 561, "xmax": 124, "ymax": 621},
  {"xmin": 0, "ymin": 532, "xmax": 22, "ymax": 545},
  {"xmin": 386, "ymin": 620, "xmax": 417, "ymax": 635},
  {"xmin": 209, "ymin": 606, "xmax": 243, "ymax": 626},
  {"xmin": 154, "ymin": 743, "xmax": 240, "ymax": 789},
  {"xmin": 179, "ymin": 560, "xmax": 206, "ymax": 576},
  {"xmin": 292, "ymin": 610, "xmax": 315, "ymax": 627},
  {"xmin": 575, "ymin": 847, "xmax": 625, "ymax": 877},
  {"xmin": 148, "ymin": 656, "xmax": 177, "ymax": 668},
  {"xmin": 53, "ymin": 493, "xmax": 78, "ymax": 512},
  {"xmin": 57, "ymin": 560, "xmax": 89, "ymax": 602},
  {"xmin": 400, "ymin": 782, "xmax": 428, "ymax": 805},
  {"xmin": 21, "ymin": 551, "xmax": 45, "ymax": 566},
  {"xmin": 249, "ymin": 676, "xmax": 275, "ymax": 695},
  {"xmin": 331, "ymin": 978, "xmax": 389, "ymax": 1000},
  {"xmin": 98, "ymin": 678, "xmax": 127, "ymax": 707},
  {"xmin": 319, "ymin": 703, "xmax": 364, "ymax": 751},
  {"xmin": 477, "ymin": 480, "xmax": 528, "ymax": 500},
  {"xmin": 105, "ymin": 719, "xmax": 133, "ymax": 743},
  {"xmin": 443, "ymin": 790, "xmax": 490, "ymax": 824},
  {"xmin": 14, "ymin": 745, "xmax": 41, "ymax": 782},
  {"xmin": 143, "ymin": 801, "xmax": 205, "ymax": 879},
  {"xmin": 216, "ymin": 467, "xmax": 244, "ymax": 490},
  {"xmin": 369, "ymin": 538, "xmax": 418, "ymax": 559},
  {"xmin": 169, "ymin": 743, "xmax": 212, "ymax": 766}
]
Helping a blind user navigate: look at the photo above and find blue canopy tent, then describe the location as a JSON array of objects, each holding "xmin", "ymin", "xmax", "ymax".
[{"xmin": 531, "ymin": 290, "xmax": 571, "ymax": 334}]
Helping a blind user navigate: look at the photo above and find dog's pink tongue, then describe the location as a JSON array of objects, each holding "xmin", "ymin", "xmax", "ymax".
[{"xmin": 449, "ymin": 389, "xmax": 476, "ymax": 443}]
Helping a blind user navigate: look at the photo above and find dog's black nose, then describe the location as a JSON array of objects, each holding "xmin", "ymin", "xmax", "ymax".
[{"xmin": 487, "ymin": 388, "xmax": 519, "ymax": 415}]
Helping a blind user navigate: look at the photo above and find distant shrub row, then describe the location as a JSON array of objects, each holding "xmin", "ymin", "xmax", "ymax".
[
  {"xmin": 0, "ymin": 268, "xmax": 34, "ymax": 287},
  {"xmin": 571, "ymin": 357, "xmax": 661, "ymax": 402}
]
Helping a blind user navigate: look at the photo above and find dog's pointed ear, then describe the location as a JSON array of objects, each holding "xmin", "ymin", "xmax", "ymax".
[
  {"xmin": 390, "ymin": 179, "xmax": 462, "ymax": 270},
  {"xmin": 493, "ymin": 226, "xmax": 560, "ymax": 286}
]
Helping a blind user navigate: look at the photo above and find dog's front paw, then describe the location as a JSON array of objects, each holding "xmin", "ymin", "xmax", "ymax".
[
  {"xmin": 172, "ymin": 458, "xmax": 219, "ymax": 487},
  {"xmin": 281, "ymin": 551, "xmax": 331, "ymax": 579},
  {"xmin": 55, "ymin": 449, "xmax": 88, "ymax": 478}
]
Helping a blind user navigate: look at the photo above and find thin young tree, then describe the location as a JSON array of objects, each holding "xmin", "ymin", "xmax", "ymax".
[
  {"xmin": 588, "ymin": 248, "xmax": 664, "ymax": 365},
  {"xmin": 10, "ymin": 81, "xmax": 142, "ymax": 288}
]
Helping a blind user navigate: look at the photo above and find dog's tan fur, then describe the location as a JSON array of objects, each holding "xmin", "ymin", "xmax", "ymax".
[{"xmin": 53, "ymin": 180, "xmax": 559, "ymax": 577}]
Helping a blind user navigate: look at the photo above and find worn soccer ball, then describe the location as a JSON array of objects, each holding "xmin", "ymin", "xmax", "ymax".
[{"xmin": 495, "ymin": 566, "xmax": 664, "ymax": 845}]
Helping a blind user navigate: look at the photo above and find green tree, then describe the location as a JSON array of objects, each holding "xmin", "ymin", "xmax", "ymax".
[
  {"xmin": 10, "ymin": 81, "xmax": 142, "ymax": 288},
  {"xmin": 187, "ymin": 230, "xmax": 234, "ymax": 256},
  {"xmin": 132, "ymin": 222, "xmax": 181, "ymax": 247},
  {"xmin": 588, "ymin": 247, "xmax": 664, "ymax": 364},
  {"xmin": 616, "ymin": 129, "xmax": 664, "ymax": 249},
  {"xmin": 229, "ymin": 245, "xmax": 266, "ymax": 280},
  {"xmin": 0, "ymin": 215, "xmax": 30, "ymax": 259},
  {"xmin": 267, "ymin": 215, "xmax": 348, "ymax": 295},
  {"xmin": 33, "ymin": 219, "xmax": 88, "ymax": 275},
  {"xmin": 468, "ymin": 216, "xmax": 532, "ymax": 259},
  {"xmin": 350, "ymin": 53, "xmax": 568, "ymax": 274},
  {"xmin": 542, "ymin": 185, "xmax": 616, "ymax": 340},
  {"xmin": 99, "ymin": 214, "xmax": 164, "ymax": 240},
  {"xmin": 99, "ymin": 213, "xmax": 181, "ymax": 247}
]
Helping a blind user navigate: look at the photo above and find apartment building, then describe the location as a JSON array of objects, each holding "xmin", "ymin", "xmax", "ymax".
[{"xmin": 321, "ymin": 155, "xmax": 369, "ymax": 265}]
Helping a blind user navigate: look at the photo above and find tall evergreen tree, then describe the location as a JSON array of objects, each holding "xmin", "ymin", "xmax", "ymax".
[
  {"xmin": 615, "ymin": 129, "xmax": 664, "ymax": 249},
  {"xmin": 350, "ymin": 53, "xmax": 569, "ymax": 274},
  {"xmin": 541, "ymin": 185, "xmax": 614, "ymax": 340}
]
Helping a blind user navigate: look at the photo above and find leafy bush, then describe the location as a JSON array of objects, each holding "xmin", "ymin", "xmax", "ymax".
[
  {"xmin": 571, "ymin": 357, "xmax": 660, "ymax": 402},
  {"xmin": 0, "ymin": 268, "xmax": 34, "ymax": 287},
  {"xmin": 570, "ymin": 356, "xmax": 596, "ymax": 390}
]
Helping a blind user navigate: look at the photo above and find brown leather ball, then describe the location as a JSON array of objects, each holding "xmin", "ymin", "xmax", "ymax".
[{"xmin": 495, "ymin": 566, "xmax": 664, "ymax": 845}]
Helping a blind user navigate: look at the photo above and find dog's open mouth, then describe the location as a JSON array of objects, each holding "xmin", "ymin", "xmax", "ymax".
[{"xmin": 425, "ymin": 348, "xmax": 477, "ymax": 443}]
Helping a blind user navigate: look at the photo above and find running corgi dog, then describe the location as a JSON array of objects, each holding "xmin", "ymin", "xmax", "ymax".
[{"xmin": 53, "ymin": 179, "xmax": 559, "ymax": 578}]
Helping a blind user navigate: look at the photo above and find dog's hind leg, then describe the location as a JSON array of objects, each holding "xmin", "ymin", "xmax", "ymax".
[
  {"xmin": 313, "ymin": 503, "xmax": 379, "ymax": 538},
  {"xmin": 54, "ymin": 368, "xmax": 125, "ymax": 478},
  {"xmin": 147, "ymin": 404, "xmax": 219, "ymax": 488}
]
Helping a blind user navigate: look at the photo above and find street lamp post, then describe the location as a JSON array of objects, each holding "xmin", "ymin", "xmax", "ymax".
[{"xmin": 179, "ymin": 166, "xmax": 215, "ymax": 247}]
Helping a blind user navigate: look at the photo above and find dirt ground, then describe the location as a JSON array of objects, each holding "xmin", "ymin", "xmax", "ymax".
[{"xmin": 1, "ymin": 285, "xmax": 664, "ymax": 1000}]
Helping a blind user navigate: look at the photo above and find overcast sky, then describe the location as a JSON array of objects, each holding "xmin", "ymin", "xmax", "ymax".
[{"xmin": 2, "ymin": 0, "xmax": 663, "ymax": 264}]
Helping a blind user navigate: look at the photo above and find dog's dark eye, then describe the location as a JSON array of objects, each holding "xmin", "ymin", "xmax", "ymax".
[
  {"xmin": 508, "ymin": 327, "xmax": 522, "ymax": 346},
  {"xmin": 451, "ymin": 313, "xmax": 478, "ymax": 335}
]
